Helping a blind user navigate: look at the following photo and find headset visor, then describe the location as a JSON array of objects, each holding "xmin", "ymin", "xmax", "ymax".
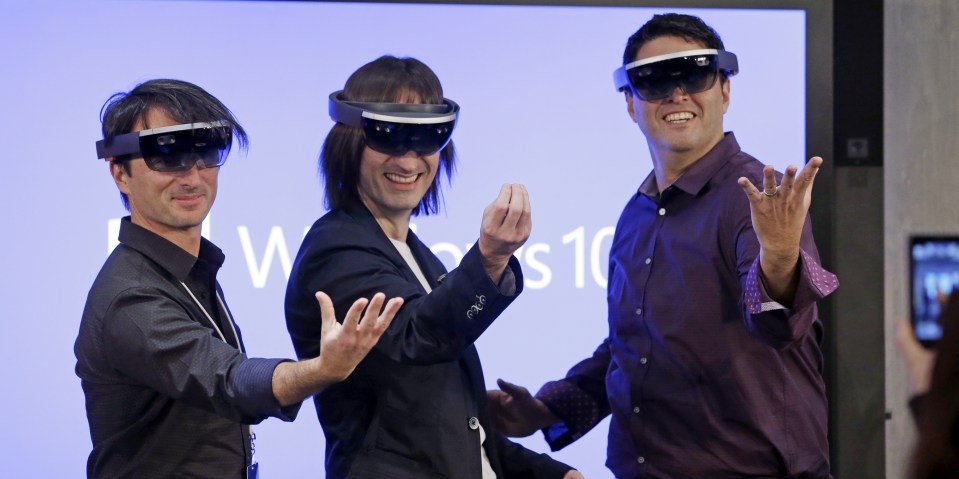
[
  {"xmin": 329, "ymin": 91, "xmax": 458, "ymax": 156},
  {"xmin": 613, "ymin": 49, "xmax": 739, "ymax": 101},
  {"xmin": 96, "ymin": 121, "xmax": 232, "ymax": 172}
]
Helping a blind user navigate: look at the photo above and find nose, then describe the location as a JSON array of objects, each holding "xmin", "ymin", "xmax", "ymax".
[
  {"xmin": 666, "ymin": 85, "xmax": 689, "ymax": 102},
  {"xmin": 173, "ymin": 160, "xmax": 207, "ymax": 181},
  {"xmin": 390, "ymin": 150, "xmax": 424, "ymax": 167}
]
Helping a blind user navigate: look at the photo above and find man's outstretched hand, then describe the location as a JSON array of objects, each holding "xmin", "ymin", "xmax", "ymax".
[{"xmin": 487, "ymin": 378, "xmax": 559, "ymax": 437}]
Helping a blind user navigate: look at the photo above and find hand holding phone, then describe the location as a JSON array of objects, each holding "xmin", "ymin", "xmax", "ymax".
[{"xmin": 910, "ymin": 236, "xmax": 959, "ymax": 348}]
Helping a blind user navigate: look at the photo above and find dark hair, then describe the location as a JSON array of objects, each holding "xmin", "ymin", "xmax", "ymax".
[
  {"xmin": 99, "ymin": 79, "xmax": 248, "ymax": 210},
  {"xmin": 320, "ymin": 55, "xmax": 456, "ymax": 216},
  {"xmin": 622, "ymin": 13, "xmax": 730, "ymax": 90}
]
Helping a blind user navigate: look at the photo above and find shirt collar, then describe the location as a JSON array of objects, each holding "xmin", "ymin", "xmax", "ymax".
[
  {"xmin": 638, "ymin": 132, "xmax": 741, "ymax": 199},
  {"xmin": 117, "ymin": 216, "xmax": 225, "ymax": 282}
]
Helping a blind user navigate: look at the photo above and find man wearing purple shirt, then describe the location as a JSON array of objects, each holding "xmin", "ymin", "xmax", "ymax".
[{"xmin": 488, "ymin": 13, "xmax": 839, "ymax": 478}]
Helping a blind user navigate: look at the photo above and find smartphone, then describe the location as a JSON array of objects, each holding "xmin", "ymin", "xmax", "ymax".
[{"xmin": 910, "ymin": 236, "xmax": 959, "ymax": 348}]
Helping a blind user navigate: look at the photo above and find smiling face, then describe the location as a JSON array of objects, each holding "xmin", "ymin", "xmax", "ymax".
[
  {"xmin": 111, "ymin": 108, "xmax": 217, "ymax": 245},
  {"xmin": 627, "ymin": 35, "xmax": 730, "ymax": 164},
  {"xmin": 357, "ymin": 145, "xmax": 440, "ymax": 227}
]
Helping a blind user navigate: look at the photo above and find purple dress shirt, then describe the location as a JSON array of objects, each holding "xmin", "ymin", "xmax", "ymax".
[{"xmin": 537, "ymin": 133, "xmax": 838, "ymax": 479}]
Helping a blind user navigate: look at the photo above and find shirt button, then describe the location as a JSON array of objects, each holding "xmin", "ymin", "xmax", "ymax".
[
  {"xmin": 635, "ymin": 308, "xmax": 643, "ymax": 316},
  {"xmin": 468, "ymin": 417, "xmax": 479, "ymax": 430},
  {"xmin": 658, "ymin": 208, "xmax": 666, "ymax": 216},
  {"xmin": 633, "ymin": 406, "xmax": 641, "ymax": 413},
  {"xmin": 640, "ymin": 357, "xmax": 648, "ymax": 365},
  {"xmin": 645, "ymin": 257, "xmax": 651, "ymax": 265},
  {"xmin": 637, "ymin": 456, "xmax": 646, "ymax": 464}
]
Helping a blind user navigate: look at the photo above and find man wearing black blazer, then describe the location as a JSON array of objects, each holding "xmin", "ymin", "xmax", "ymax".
[{"xmin": 285, "ymin": 56, "xmax": 582, "ymax": 479}]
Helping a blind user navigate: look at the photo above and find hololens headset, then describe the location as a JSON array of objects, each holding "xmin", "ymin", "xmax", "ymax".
[
  {"xmin": 96, "ymin": 121, "xmax": 232, "ymax": 172},
  {"xmin": 329, "ymin": 91, "xmax": 459, "ymax": 156},
  {"xmin": 613, "ymin": 48, "xmax": 739, "ymax": 101}
]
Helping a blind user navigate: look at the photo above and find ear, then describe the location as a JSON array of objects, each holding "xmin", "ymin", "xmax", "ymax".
[
  {"xmin": 721, "ymin": 78, "xmax": 731, "ymax": 114},
  {"xmin": 625, "ymin": 90, "xmax": 639, "ymax": 123},
  {"xmin": 110, "ymin": 160, "xmax": 131, "ymax": 195}
]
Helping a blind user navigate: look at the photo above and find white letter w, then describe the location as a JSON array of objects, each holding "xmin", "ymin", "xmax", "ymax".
[{"xmin": 237, "ymin": 226, "xmax": 293, "ymax": 288}]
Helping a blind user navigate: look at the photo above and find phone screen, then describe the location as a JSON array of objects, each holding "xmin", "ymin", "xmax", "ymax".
[{"xmin": 910, "ymin": 236, "xmax": 959, "ymax": 347}]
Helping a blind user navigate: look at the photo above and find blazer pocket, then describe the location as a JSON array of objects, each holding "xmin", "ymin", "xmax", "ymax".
[{"xmin": 347, "ymin": 448, "xmax": 446, "ymax": 479}]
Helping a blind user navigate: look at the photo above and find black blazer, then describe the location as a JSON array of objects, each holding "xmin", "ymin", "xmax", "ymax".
[{"xmin": 285, "ymin": 201, "xmax": 571, "ymax": 479}]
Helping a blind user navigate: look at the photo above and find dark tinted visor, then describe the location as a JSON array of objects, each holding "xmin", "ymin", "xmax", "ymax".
[
  {"xmin": 613, "ymin": 49, "xmax": 739, "ymax": 101},
  {"xmin": 96, "ymin": 121, "xmax": 232, "ymax": 172},
  {"xmin": 329, "ymin": 91, "xmax": 459, "ymax": 156},
  {"xmin": 361, "ymin": 115, "xmax": 456, "ymax": 156}
]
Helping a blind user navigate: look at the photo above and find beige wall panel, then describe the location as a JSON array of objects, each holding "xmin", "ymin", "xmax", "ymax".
[{"xmin": 885, "ymin": 1, "xmax": 959, "ymax": 477}]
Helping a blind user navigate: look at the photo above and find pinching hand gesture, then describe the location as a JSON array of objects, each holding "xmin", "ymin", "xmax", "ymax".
[{"xmin": 478, "ymin": 184, "xmax": 531, "ymax": 282}]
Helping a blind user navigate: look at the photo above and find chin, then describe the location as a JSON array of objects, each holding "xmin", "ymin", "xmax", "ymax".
[
  {"xmin": 393, "ymin": 202, "xmax": 423, "ymax": 214},
  {"xmin": 176, "ymin": 212, "xmax": 208, "ymax": 227},
  {"xmin": 664, "ymin": 141, "xmax": 696, "ymax": 153}
]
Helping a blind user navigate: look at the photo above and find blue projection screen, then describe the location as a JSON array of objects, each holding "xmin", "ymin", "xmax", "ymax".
[{"xmin": 0, "ymin": 1, "xmax": 805, "ymax": 477}]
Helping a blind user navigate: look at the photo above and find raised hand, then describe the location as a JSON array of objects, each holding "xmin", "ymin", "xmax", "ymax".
[
  {"xmin": 737, "ymin": 157, "xmax": 823, "ymax": 302},
  {"xmin": 478, "ymin": 184, "xmax": 532, "ymax": 282},
  {"xmin": 315, "ymin": 291, "xmax": 404, "ymax": 382},
  {"xmin": 271, "ymin": 292, "xmax": 404, "ymax": 406}
]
